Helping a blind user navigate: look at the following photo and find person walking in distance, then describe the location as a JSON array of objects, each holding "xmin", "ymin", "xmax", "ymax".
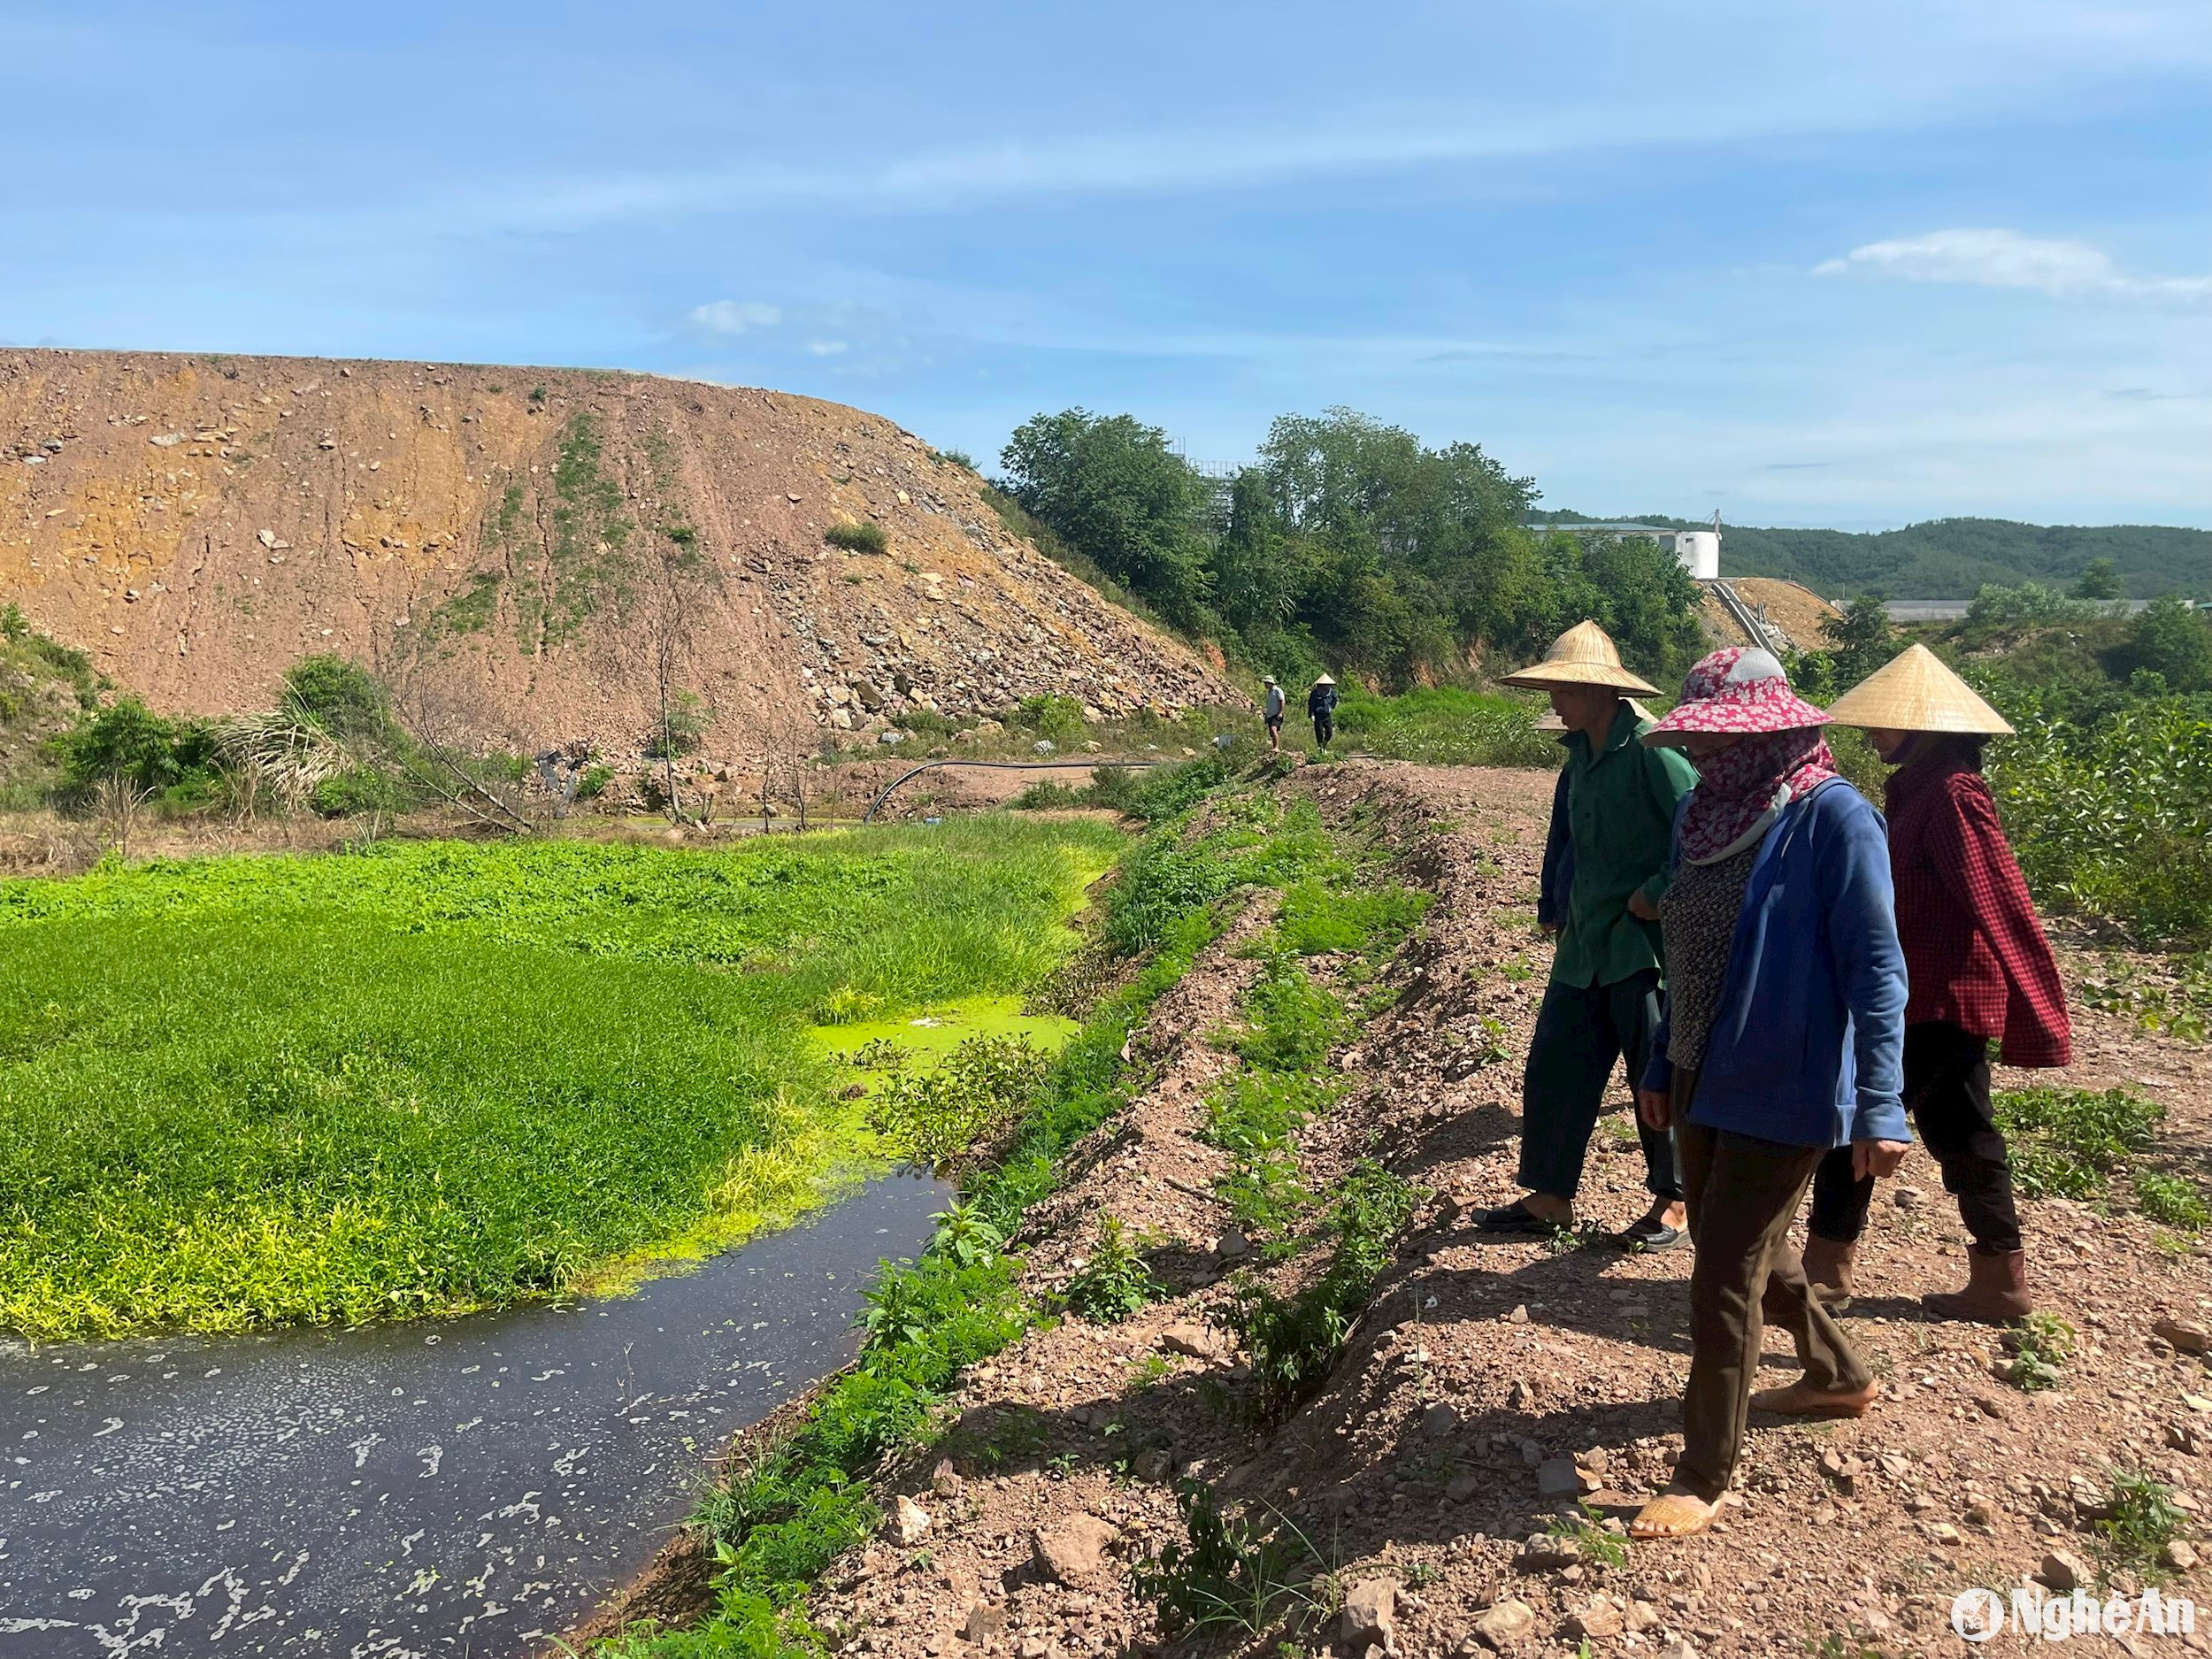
[
  {"xmin": 1801, "ymin": 644, "xmax": 2069, "ymax": 1322},
  {"xmin": 1262, "ymin": 675, "xmax": 1287, "ymax": 752},
  {"xmin": 1479, "ymin": 621, "xmax": 1695, "ymax": 1249},
  {"xmin": 1626, "ymin": 648, "xmax": 1909, "ymax": 1542},
  {"xmin": 1307, "ymin": 674, "xmax": 1338, "ymax": 749}
]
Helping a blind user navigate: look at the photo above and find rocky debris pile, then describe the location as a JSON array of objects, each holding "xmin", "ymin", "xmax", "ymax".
[{"xmin": 0, "ymin": 349, "xmax": 1240, "ymax": 764}]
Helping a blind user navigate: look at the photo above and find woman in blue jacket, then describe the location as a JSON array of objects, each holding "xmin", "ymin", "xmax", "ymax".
[{"xmin": 1625, "ymin": 649, "xmax": 1912, "ymax": 1542}]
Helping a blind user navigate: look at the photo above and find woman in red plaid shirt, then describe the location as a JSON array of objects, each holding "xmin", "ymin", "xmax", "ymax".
[{"xmin": 1803, "ymin": 644, "xmax": 2071, "ymax": 1323}]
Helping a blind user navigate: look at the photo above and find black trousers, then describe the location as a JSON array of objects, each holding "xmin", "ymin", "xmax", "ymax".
[
  {"xmin": 1808, "ymin": 1019, "xmax": 2022, "ymax": 1253},
  {"xmin": 1312, "ymin": 713, "xmax": 1334, "ymax": 746},
  {"xmin": 1518, "ymin": 971, "xmax": 1682, "ymax": 1202}
]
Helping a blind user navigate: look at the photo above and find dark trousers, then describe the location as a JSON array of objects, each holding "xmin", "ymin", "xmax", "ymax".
[
  {"xmin": 1808, "ymin": 1020, "xmax": 2021, "ymax": 1253},
  {"xmin": 1518, "ymin": 971, "xmax": 1681, "ymax": 1202},
  {"xmin": 1675, "ymin": 1095, "xmax": 1871, "ymax": 1502},
  {"xmin": 1312, "ymin": 713, "xmax": 1333, "ymax": 746}
]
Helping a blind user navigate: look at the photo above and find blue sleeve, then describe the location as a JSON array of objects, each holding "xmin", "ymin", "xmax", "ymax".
[
  {"xmin": 1537, "ymin": 768, "xmax": 1572, "ymax": 929},
  {"xmin": 1638, "ymin": 798, "xmax": 1691, "ymax": 1096},
  {"xmin": 1815, "ymin": 787, "xmax": 1909, "ymax": 1143}
]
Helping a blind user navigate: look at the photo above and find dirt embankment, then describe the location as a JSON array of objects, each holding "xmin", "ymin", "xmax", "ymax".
[
  {"xmin": 0, "ymin": 349, "xmax": 1240, "ymax": 764},
  {"xmin": 655, "ymin": 762, "xmax": 2208, "ymax": 1659},
  {"xmin": 1700, "ymin": 579, "xmax": 1843, "ymax": 656}
]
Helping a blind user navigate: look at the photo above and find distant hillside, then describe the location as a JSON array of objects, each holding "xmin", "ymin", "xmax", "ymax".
[
  {"xmin": 0, "ymin": 350, "xmax": 1236, "ymax": 762},
  {"xmin": 1540, "ymin": 512, "xmax": 2209, "ymax": 600}
]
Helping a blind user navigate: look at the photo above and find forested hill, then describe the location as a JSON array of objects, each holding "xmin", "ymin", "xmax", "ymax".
[{"xmin": 1541, "ymin": 513, "xmax": 2208, "ymax": 599}]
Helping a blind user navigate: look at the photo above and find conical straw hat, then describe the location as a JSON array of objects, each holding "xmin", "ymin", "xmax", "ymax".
[
  {"xmin": 1824, "ymin": 643, "xmax": 2014, "ymax": 736},
  {"xmin": 1499, "ymin": 619, "xmax": 1660, "ymax": 695}
]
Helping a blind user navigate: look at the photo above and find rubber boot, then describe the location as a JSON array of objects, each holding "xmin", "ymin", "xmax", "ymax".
[
  {"xmin": 1801, "ymin": 1233, "xmax": 1857, "ymax": 1310},
  {"xmin": 1922, "ymin": 1245, "xmax": 2031, "ymax": 1325}
]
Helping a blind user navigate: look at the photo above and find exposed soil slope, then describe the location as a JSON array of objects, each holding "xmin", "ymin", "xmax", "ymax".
[
  {"xmin": 0, "ymin": 350, "xmax": 1237, "ymax": 760},
  {"xmin": 1699, "ymin": 578, "xmax": 1842, "ymax": 655},
  {"xmin": 724, "ymin": 763, "xmax": 2206, "ymax": 1659}
]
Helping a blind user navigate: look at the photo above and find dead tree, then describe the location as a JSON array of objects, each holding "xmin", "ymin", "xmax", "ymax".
[{"xmin": 642, "ymin": 527, "xmax": 715, "ymax": 825}]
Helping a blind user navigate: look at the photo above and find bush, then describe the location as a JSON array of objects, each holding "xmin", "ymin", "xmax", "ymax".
[
  {"xmin": 1009, "ymin": 694, "xmax": 1086, "ymax": 742},
  {"xmin": 1063, "ymin": 1216, "xmax": 1165, "ymax": 1322},
  {"xmin": 864, "ymin": 1036, "xmax": 1050, "ymax": 1171},
  {"xmin": 283, "ymin": 655, "xmax": 394, "ymax": 742},
  {"xmin": 1995, "ymin": 1087, "xmax": 2162, "ymax": 1200},
  {"xmin": 48, "ymin": 697, "xmax": 218, "ymax": 802},
  {"xmin": 573, "ymin": 764, "xmax": 614, "ymax": 802},
  {"xmin": 824, "ymin": 521, "xmax": 889, "ymax": 555},
  {"xmin": 311, "ymin": 767, "xmax": 404, "ymax": 818},
  {"xmin": 643, "ymin": 690, "xmax": 710, "ymax": 758}
]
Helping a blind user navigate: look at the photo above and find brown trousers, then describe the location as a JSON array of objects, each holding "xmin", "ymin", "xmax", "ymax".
[{"xmin": 1671, "ymin": 1073, "xmax": 1872, "ymax": 1502}]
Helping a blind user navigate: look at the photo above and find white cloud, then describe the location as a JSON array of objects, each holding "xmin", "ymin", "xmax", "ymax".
[
  {"xmin": 1816, "ymin": 229, "xmax": 2212, "ymax": 303},
  {"xmin": 806, "ymin": 340, "xmax": 848, "ymax": 356},
  {"xmin": 687, "ymin": 299, "xmax": 782, "ymax": 334}
]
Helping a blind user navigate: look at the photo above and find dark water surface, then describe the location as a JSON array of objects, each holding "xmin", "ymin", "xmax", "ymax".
[{"xmin": 0, "ymin": 1171, "xmax": 946, "ymax": 1657}]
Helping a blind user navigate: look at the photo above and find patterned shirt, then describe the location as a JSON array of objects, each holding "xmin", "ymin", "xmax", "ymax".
[
  {"xmin": 1886, "ymin": 749, "xmax": 2070, "ymax": 1068},
  {"xmin": 1658, "ymin": 839, "xmax": 1762, "ymax": 1072}
]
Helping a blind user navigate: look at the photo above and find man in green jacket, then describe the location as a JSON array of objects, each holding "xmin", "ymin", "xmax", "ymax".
[{"xmin": 1480, "ymin": 621, "xmax": 1698, "ymax": 1248}]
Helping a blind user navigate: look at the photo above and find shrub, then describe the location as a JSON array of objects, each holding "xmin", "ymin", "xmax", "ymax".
[
  {"xmin": 48, "ymin": 697, "xmax": 218, "ymax": 802},
  {"xmin": 1276, "ymin": 880, "xmax": 1431, "ymax": 956},
  {"xmin": 2002, "ymin": 1311, "xmax": 2076, "ymax": 1392},
  {"xmin": 573, "ymin": 764, "xmax": 613, "ymax": 801},
  {"xmin": 824, "ymin": 521, "xmax": 889, "ymax": 556},
  {"xmin": 864, "ymin": 1036, "xmax": 1050, "ymax": 1171},
  {"xmin": 1132, "ymin": 1479, "xmax": 1318, "ymax": 1636},
  {"xmin": 282, "ymin": 655, "xmax": 394, "ymax": 742},
  {"xmin": 1010, "ymin": 694, "xmax": 1086, "ymax": 742},
  {"xmin": 2093, "ymin": 1470, "xmax": 2188, "ymax": 1583},
  {"xmin": 309, "ymin": 767, "xmax": 403, "ymax": 818},
  {"xmin": 644, "ymin": 690, "xmax": 710, "ymax": 758},
  {"xmin": 1232, "ymin": 951, "xmax": 1347, "ymax": 1072},
  {"xmin": 1063, "ymin": 1216, "xmax": 1164, "ymax": 1323}
]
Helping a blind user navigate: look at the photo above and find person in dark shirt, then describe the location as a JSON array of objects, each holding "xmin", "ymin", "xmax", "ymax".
[
  {"xmin": 1805, "ymin": 645, "xmax": 2070, "ymax": 1323},
  {"xmin": 1306, "ymin": 674, "xmax": 1338, "ymax": 748},
  {"xmin": 1479, "ymin": 622, "xmax": 1695, "ymax": 1249}
]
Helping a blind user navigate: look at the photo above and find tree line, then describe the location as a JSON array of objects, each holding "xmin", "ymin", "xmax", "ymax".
[{"xmin": 993, "ymin": 407, "xmax": 1708, "ymax": 688}]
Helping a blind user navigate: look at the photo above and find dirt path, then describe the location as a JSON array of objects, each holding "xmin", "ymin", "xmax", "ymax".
[{"xmin": 792, "ymin": 761, "xmax": 2209, "ymax": 1659}]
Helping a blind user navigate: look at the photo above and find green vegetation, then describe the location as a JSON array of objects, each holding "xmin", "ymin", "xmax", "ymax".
[
  {"xmin": 1225, "ymin": 1161, "xmax": 1419, "ymax": 1422},
  {"xmin": 2001, "ymin": 1312, "xmax": 2076, "ymax": 1392},
  {"xmin": 1993, "ymin": 1087, "xmax": 2162, "ymax": 1202},
  {"xmin": 1063, "ymin": 1215, "xmax": 1166, "ymax": 1323},
  {"xmin": 2133, "ymin": 1172, "xmax": 2209, "ymax": 1232},
  {"xmin": 1132, "ymin": 1480, "xmax": 1321, "ymax": 1637},
  {"xmin": 864, "ymin": 1035, "xmax": 1048, "ymax": 1171},
  {"xmin": 1546, "ymin": 1502, "xmax": 1629, "ymax": 1569},
  {"xmin": 2092, "ymin": 1471, "xmax": 2189, "ymax": 1584},
  {"xmin": 0, "ymin": 817, "xmax": 1120, "ymax": 1339},
  {"xmin": 998, "ymin": 408, "xmax": 1706, "ymax": 687},
  {"xmin": 1543, "ymin": 511, "xmax": 2209, "ymax": 600},
  {"xmin": 823, "ymin": 521, "xmax": 889, "ymax": 555},
  {"xmin": 1330, "ymin": 686, "xmax": 1556, "ymax": 767}
]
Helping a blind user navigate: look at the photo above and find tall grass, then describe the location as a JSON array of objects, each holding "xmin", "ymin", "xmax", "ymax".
[
  {"xmin": 1331, "ymin": 686, "xmax": 1556, "ymax": 767},
  {"xmin": 0, "ymin": 818, "xmax": 1125, "ymax": 1339}
]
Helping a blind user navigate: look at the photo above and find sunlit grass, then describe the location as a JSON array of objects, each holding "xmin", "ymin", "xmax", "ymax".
[{"xmin": 0, "ymin": 818, "xmax": 1125, "ymax": 1339}]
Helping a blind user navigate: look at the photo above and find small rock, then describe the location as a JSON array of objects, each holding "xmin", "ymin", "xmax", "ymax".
[
  {"xmin": 1161, "ymin": 1323, "xmax": 1227, "ymax": 1361},
  {"xmin": 2155, "ymin": 1318, "xmax": 2211, "ymax": 1356},
  {"xmin": 1215, "ymin": 1226, "xmax": 1251, "ymax": 1262},
  {"xmin": 2038, "ymin": 1549, "xmax": 2092, "ymax": 1593},
  {"xmin": 1973, "ymin": 1394, "xmax": 2008, "ymax": 1420},
  {"xmin": 1924, "ymin": 1522, "xmax": 1962, "ymax": 1545},
  {"xmin": 1627, "ymin": 1600, "xmax": 1663, "ymax": 1632},
  {"xmin": 931, "ymin": 1458, "xmax": 964, "ymax": 1498},
  {"xmin": 257, "ymin": 528, "xmax": 277, "ymax": 548},
  {"xmin": 1018, "ymin": 1640, "xmax": 1047, "ymax": 1659},
  {"xmin": 1445, "ymin": 1474, "xmax": 1482, "ymax": 1502},
  {"xmin": 960, "ymin": 1602, "xmax": 1006, "ymax": 1644},
  {"xmin": 1563, "ymin": 1599, "xmax": 1624, "ymax": 1640},
  {"xmin": 1516, "ymin": 1533, "xmax": 1578, "ymax": 1572},
  {"xmin": 1133, "ymin": 1448, "xmax": 1173, "ymax": 1482},
  {"xmin": 887, "ymin": 1494, "xmax": 931, "ymax": 1546},
  {"xmin": 1537, "ymin": 1456, "xmax": 1596, "ymax": 1502},
  {"xmin": 1507, "ymin": 1377, "xmax": 1537, "ymax": 1409},
  {"xmin": 1893, "ymin": 1185, "xmax": 1925, "ymax": 1210},
  {"xmin": 1339, "ymin": 1578, "xmax": 1398, "ymax": 1654},
  {"xmin": 1508, "ymin": 1304, "xmax": 1530, "ymax": 1325},
  {"xmin": 2163, "ymin": 1540, "xmax": 2200, "ymax": 1573},
  {"xmin": 1654, "ymin": 1642, "xmax": 1701, "ymax": 1659},
  {"xmin": 1033, "ymin": 1514, "xmax": 1118, "ymax": 1585},
  {"xmin": 1424, "ymin": 1401, "xmax": 1460, "ymax": 1437},
  {"xmin": 1468, "ymin": 1599, "xmax": 1535, "ymax": 1649},
  {"xmin": 1033, "ymin": 740, "xmax": 1056, "ymax": 755}
]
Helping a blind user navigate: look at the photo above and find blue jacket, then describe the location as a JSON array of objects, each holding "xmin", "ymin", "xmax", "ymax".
[{"xmin": 1641, "ymin": 779, "xmax": 1909, "ymax": 1148}]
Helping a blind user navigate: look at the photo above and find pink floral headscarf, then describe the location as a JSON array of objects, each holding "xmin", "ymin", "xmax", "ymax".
[{"xmin": 1666, "ymin": 648, "xmax": 1839, "ymax": 864}]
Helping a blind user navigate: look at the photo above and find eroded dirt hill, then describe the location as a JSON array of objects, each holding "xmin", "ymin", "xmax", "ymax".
[{"xmin": 0, "ymin": 349, "xmax": 1237, "ymax": 759}]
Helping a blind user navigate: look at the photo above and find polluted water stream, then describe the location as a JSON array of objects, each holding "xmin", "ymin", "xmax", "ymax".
[{"xmin": 0, "ymin": 1168, "xmax": 948, "ymax": 1658}]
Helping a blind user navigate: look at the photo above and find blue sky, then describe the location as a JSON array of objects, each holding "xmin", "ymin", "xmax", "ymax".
[{"xmin": 4, "ymin": 1, "xmax": 2208, "ymax": 529}]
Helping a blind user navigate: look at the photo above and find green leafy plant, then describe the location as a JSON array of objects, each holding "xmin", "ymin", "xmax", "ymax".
[
  {"xmin": 1064, "ymin": 1217, "xmax": 1165, "ymax": 1323},
  {"xmin": 825, "ymin": 521, "xmax": 889, "ymax": 555},
  {"xmin": 2093, "ymin": 1469, "xmax": 2188, "ymax": 1583},
  {"xmin": 2134, "ymin": 1172, "xmax": 2209, "ymax": 1232},
  {"xmin": 864, "ymin": 1035, "xmax": 1050, "ymax": 1171},
  {"xmin": 1132, "ymin": 1479, "xmax": 1319, "ymax": 1636},
  {"xmin": 1995, "ymin": 1087, "xmax": 2162, "ymax": 1200},
  {"xmin": 1546, "ymin": 1502, "xmax": 1627, "ymax": 1569},
  {"xmin": 928, "ymin": 1203, "xmax": 1007, "ymax": 1268},
  {"xmin": 2002, "ymin": 1312, "xmax": 2077, "ymax": 1392}
]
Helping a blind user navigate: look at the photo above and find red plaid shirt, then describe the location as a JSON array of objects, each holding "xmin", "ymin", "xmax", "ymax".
[{"xmin": 1886, "ymin": 749, "xmax": 2071, "ymax": 1068}]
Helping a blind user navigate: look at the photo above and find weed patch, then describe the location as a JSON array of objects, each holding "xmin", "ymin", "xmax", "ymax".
[
  {"xmin": 2001, "ymin": 1313, "xmax": 2077, "ymax": 1392},
  {"xmin": 1994, "ymin": 1087, "xmax": 2162, "ymax": 1202},
  {"xmin": 1132, "ymin": 1479, "xmax": 1321, "ymax": 1637},
  {"xmin": 1063, "ymin": 1217, "xmax": 1166, "ymax": 1323},
  {"xmin": 2092, "ymin": 1470, "xmax": 2188, "ymax": 1584},
  {"xmin": 824, "ymin": 521, "xmax": 889, "ymax": 555}
]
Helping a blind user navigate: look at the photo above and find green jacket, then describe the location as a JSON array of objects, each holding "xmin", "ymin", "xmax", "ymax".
[{"xmin": 1550, "ymin": 701, "xmax": 1698, "ymax": 989}]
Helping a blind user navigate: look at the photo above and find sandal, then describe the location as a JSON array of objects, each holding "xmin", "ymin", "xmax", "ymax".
[
  {"xmin": 1629, "ymin": 1489, "xmax": 1718, "ymax": 1540},
  {"xmin": 1614, "ymin": 1210, "xmax": 1687, "ymax": 1253},
  {"xmin": 1477, "ymin": 1200, "xmax": 1565, "ymax": 1236}
]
